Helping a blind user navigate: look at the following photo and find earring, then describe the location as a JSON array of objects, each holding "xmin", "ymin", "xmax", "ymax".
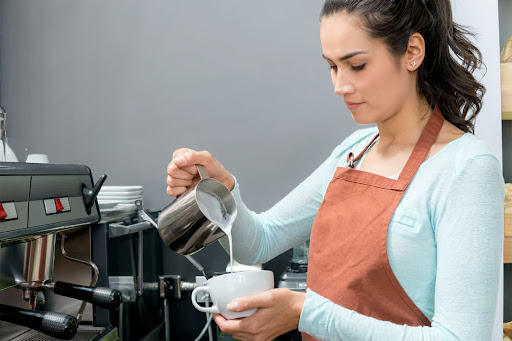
[{"xmin": 411, "ymin": 61, "xmax": 416, "ymax": 67}]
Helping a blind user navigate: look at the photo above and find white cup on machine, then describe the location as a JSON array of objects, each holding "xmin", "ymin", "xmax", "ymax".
[
  {"xmin": 191, "ymin": 270, "xmax": 274, "ymax": 320},
  {"xmin": 26, "ymin": 154, "xmax": 49, "ymax": 163}
]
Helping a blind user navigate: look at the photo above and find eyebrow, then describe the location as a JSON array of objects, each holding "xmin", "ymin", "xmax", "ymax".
[{"xmin": 322, "ymin": 51, "xmax": 368, "ymax": 62}]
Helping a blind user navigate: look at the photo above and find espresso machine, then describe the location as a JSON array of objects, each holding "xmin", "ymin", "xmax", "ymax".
[{"xmin": 0, "ymin": 162, "xmax": 122, "ymax": 340}]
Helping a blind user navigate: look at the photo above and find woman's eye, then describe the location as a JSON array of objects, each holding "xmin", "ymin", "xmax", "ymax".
[
  {"xmin": 330, "ymin": 65, "xmax": 338, "ymax": 71},
  {"xmin": 351, "ymin": 64, "xmax": 366, "ymax": 71}
]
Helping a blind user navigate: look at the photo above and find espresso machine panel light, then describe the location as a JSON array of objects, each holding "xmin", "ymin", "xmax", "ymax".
[
  {"xmin": 43, "ymin": 197, "xmax": 71, "ymax": 215},
  {"xmin": 0, "ymin": 175, "xmax": 30, "ymax": 233},
  {"xmin": 0, "ymin": 202, "xmax": 17, "ymax": 221}
]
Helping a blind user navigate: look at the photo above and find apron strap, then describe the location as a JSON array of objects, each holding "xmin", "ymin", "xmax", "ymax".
[
  {"xmin": 347, "ymin": 106, "xmax": 444, "ymax": 189},
  {"xmin": 396, "ymin": 107, "xmax": 444, "ymax": 186},
  {"xmin": 347, "ymin": 134, "xmax": 380, "ymax": 168}
]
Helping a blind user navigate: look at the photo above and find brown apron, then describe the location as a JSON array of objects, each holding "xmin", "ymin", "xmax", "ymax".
[{"xmin": 302, "ymin": 108, "xmax": 444, "ymax": 340}]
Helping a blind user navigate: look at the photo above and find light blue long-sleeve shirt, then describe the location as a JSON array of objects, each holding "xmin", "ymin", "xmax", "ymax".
[{"xmin": 220, "ymin": 127, "xmax": 504, "ymax": 340}]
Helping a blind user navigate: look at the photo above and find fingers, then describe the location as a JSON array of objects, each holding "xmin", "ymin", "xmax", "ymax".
[
  {"xmin": 172, "ymin": 147, "xmax": 194, "ymax": 159},
  {"xmin": 166, "ymin": 166, "xmax": 195, "ymax": 181},
  {"xmin": 167, "ymin": 158, "xmax": 197, "ymax": 179},
  {"xmin": 212, "ymin": 314, "xmax": 238, "ymax": 333},
  {"xmin": 167, "ymin": 185, "xmax": 187, "ymax": 197},
  {"xmin": 184, "ymin": 150, "xmax": 214, "ymax": 167},
  {"xmin": 216, "ymin": 289, "xmax": 302, "ymax": 341},
  {"xmin": 172, "ymin": 148, "xmax": 212, "ymax": 167},
  {"xmin": 213, "ymin": 314, "xmax": 251, "ymax": 339},
  {"xmin": 166, "ymin": 165, "xmax": 194, "ymax": 197},
  {"xmin": 166, "ymin": 149, "xmax": 202, "ymax": 197},
  {"xmin": 227, "ymin": 291, "xmax": 274, "ymax": 312},
  {"xmin": 212, "ymin": 314, "xmax": 226, "ymax": 325},
  {"xmin": 173, "ymin": 151, "xmax": 215, "ymax": 175},
  {"xmin": 167, "ymin": 147, "xmax": 232, "ymax": 196},
  {"xmin": 168, "ymin": 149, "xmax": 214, "ymax": 177}
]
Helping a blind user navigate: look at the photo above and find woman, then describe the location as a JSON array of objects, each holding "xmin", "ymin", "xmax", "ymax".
[{"xmin": 166, "ymin": 0, "xmax": 504, "ymax": 340}]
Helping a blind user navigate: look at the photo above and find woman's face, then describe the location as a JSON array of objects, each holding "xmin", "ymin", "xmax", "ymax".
[{"xmin": 320, "ymin": 12, "xmax": 413, "ymax": 125}]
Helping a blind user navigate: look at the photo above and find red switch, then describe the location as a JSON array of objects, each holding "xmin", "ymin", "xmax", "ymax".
[
  {"xmin": 0, "ymin": 204, "xmax": 7, "ymax": 220},
  {"xmin": 55, "ymin": 198, "xmax": 64, "ymax": 212}
]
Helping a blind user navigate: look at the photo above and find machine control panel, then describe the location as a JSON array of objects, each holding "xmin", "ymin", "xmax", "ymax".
[
  {"xmin": 0, "ymin": 163, "xmax": 101, "ymax": 243},
  {"xmin": 43, "ymin": 197, "xmax": 71, "ymax": 215},
  {"xmin": 0, "ymin": 202, "xmax": 17, "ymax": 221}
]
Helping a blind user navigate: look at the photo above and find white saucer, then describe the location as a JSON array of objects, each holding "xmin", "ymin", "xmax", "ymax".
[
  {"xmin": 100, "ymin": 186, "xmax": 143, "ymax": 192},
  {"xmin": 98, "ymin": 194, "xmax": 143, "ymax": 200},
  {"xmin": 98, "ymin": 191, "xmax": 143, "ymax": 197},
  {"xmin": 100, "ymin": 204, "xmax": 138, "ymax": 214},
  {"xmin": 98, "ymin": 201, "xmax": 118, "ymax": 209},
  {"xmin": 99, "ymin": 199, "xmax": 142, "ymax": 205}
]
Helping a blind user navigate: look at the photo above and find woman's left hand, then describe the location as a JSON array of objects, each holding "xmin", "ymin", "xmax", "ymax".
[{"xmin": 213, "ymin": 288, "xmax": 306, "ymax": 341}]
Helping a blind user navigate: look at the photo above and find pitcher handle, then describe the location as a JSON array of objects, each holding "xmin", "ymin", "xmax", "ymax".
[{"xmin": 197, "ymin": 165, "xmax": 209, "ymax": 180}]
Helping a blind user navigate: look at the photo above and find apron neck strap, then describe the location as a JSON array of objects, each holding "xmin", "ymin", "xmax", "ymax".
[
  {"xmin": 348, "ymin": 133, "xmax": 380, "ymax": 168},
  {"xmin": 347, "ymin": 106, "xmax": 445, "ymax": 188},
  {"xmin": 396, "ymin": 106, "xmax": 444, "ymax": 185}
]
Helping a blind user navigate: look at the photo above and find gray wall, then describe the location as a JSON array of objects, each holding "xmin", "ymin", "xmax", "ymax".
[{"xmin": 0, "ymin": 0, "xmax": 357, "ymax": 215}]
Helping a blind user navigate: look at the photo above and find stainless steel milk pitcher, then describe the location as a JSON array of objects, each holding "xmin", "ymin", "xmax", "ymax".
[{"xmin": 157, "ymin": 165, "xmax": 237, "ymax": 255}]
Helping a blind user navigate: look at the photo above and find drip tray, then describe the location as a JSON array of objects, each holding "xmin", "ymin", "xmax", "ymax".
[{"xmin": 12, "ymin": 326, "xmax": 117, "ymax": 341}]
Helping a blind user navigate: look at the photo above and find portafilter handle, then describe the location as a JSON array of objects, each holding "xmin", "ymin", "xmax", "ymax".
[
  {"xmin": 50, "ymin": 281, "xmax": 123, "ymax": 310},
  {"xmin": 82, "ymin": 174, "xmax": 107, "ymax": 214},
  {"xmin": 0, "ymin": 304, "xmax": 78, "ymax": 340}
]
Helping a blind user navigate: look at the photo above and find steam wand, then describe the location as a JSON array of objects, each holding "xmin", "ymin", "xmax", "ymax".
[{"xmin": 58, "ymin": 232, "xmax": 99, "ymax": 322}]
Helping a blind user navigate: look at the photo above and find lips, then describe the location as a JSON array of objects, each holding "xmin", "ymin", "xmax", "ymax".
[{"xmin": 345, "ymin": 101, "xmax": 363, "ymax": 110}]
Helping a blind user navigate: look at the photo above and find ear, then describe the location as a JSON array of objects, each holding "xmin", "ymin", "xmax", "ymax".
[{"xmin": 405, "ymin": 32, "xmax": 425, "ymax": 71}]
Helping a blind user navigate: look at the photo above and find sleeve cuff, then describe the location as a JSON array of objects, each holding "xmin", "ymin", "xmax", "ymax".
[
  {"xmin": 298, "ymin": 289, "xmax": 332, "ymax": 340},
  {"xmin": 230, "ymin": 174, "xmax": 240, "ymax": 193}
]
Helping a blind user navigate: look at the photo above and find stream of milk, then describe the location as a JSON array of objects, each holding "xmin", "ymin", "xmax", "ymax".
[{"xmin": 196, "ymin": 190, "xmax": 235, "ymax": 273}]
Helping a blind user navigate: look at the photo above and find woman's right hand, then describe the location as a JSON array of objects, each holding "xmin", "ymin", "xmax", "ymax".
[{"xmin": 166, "ymin": 148, "xmax": 235, "ymax": 197}]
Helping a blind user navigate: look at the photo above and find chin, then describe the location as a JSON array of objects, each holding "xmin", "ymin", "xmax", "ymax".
[{"xmin": 350, "ymin": 112, "xmax": 377, "ymax": 125}]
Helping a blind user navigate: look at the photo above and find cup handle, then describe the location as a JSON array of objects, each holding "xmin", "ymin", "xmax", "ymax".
[
  {"xmin": 197, "ymin": 165, "xmax": 209, "ymax": 180},
  {"xmin": 191, "ymin": 286, "xmax": 219, "ymax": 314}
]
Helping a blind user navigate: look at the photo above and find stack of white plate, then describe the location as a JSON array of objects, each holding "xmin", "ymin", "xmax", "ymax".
[{"xmin": 97, "ymin": 186, "xmax": 143, "ymax": 215}]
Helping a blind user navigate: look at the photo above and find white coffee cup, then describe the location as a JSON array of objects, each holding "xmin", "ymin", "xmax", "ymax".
[
  {"xmin": 191, "ymin": 270, "xmax": 274, "ymax": 320},
  {"xmin": 26, "ymin": 154, "xmax": 49, "ymax": 163}
]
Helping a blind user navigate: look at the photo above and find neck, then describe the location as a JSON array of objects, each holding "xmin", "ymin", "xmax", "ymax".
[{"xmin": 376, "ymin": 98, "xmax": 433, "ymax": 148}]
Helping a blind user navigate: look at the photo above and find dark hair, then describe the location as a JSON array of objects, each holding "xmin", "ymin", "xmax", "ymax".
[{"xmin": 321, "ymin": 0, "xmax": 485, "ymax": 133}]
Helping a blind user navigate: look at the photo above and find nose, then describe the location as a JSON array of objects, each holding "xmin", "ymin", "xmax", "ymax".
[{"xmin": 333, "ymin": 75, "xmax": 355, "ymax": 97}]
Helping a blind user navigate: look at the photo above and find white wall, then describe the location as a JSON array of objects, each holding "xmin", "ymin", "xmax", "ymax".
[
  {"xmin": 452, "ymin": 0, "xmax": 503, "ymax": 339},
  {"xmin": 452, "ymin": 0, "xmax": 503, "ymax": 162}
]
